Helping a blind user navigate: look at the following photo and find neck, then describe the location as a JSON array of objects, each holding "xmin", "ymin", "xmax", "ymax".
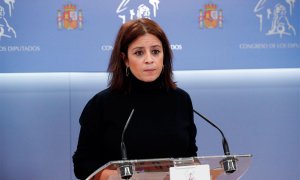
[{"xmin": 130, "ymin": 75, "xmax": 163, "ymax": 93}]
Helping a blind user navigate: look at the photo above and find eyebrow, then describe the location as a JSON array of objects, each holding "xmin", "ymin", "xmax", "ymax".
[{"xmin": 131, "ymin": 45, "xmax": 162, "ymax": 51}]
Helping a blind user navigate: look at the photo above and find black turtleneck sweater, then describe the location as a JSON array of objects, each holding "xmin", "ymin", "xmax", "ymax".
[{"xmin": 72, "ymin": 77, "xmax": 198, "ymax": 179}]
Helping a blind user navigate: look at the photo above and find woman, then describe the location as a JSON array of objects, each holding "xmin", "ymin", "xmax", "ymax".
[{"xmin": 72, "ymin": 18, "xmax": 198, "ymax": 179}]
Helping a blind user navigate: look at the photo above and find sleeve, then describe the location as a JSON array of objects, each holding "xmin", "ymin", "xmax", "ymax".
[{"xmin": 72, "ymin": 94, "xmax": 105, "ymax": 179}]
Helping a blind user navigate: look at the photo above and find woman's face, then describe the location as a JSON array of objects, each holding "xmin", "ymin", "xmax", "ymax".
[{"xmin": 125, "ymin": 33, "xmax": 164, "ymax": 82}]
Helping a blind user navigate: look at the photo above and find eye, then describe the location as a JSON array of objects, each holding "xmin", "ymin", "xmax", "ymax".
[
  {"xmin": 134, "ymin": 50, "xmax": 143, "ymax": 56},
  {"xmin": 152, "ymin": 49, "xmax": 160, "ymax": 55}
]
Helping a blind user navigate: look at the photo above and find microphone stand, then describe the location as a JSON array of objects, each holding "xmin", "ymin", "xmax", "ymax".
[
  {"xmin": 120, "ymin": 109, "xmax": 135, "ymax": 179},
  {"xmin": 193, "ymin": 109, "xmax": 237, "ymax": 173}
]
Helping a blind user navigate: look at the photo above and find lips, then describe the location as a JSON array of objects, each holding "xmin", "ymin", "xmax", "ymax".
[{"xmin": 144, "ymin": 68, "xmax": 156, "ymax": 72}]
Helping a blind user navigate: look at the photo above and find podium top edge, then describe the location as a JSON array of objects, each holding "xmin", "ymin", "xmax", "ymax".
[{"xmin": 111, "ymin": 154, "xmax": 253, "ymax": 163}]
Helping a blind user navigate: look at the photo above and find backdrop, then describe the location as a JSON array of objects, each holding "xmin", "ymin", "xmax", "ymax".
[
  {"xmin": 0, "ymin": 0, "xmax": 300, "ymax": 179},
  {"xmin": 0, "ymin": 0, "xmax": 299, "ymax": 72}
]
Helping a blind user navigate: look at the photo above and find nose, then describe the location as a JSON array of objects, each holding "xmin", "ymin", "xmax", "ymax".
[{"xmin": 144, "ymin": 51, "xmax": 154, "ymax": 63}]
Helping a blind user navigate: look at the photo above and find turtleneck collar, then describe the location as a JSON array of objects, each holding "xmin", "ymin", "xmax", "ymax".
[{"xmin": 129, "ymin": 75, "xmax": 164, "ymax": 93}]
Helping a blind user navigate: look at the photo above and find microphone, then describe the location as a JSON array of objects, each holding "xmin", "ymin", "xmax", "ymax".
[
  {"xmin": 120, "ymin": 109, "xmax": 135, "ymax": 179},
  {"xmin": 193, "ymin": 109, "xmax": 237, "ymax": 174}
]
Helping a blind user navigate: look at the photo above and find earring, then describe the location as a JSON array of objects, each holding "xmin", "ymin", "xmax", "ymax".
[{"xmin": 126, "ymin": 67, "xmax": 129, "ymax": 77}]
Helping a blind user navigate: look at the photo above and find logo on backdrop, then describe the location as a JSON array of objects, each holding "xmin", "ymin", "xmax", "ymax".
[
  {"xmin": 116, "ymin": 0, "xmax": 160, "ymax": 24},
  {"xmin": 199, "ymin": 3, "xmax": 223, "ymax": 29},
  {"xmin": 254, "ymin": 0, "xmax": 297, "ymax": 38},
  {"xmin": 57, "ymin": 4, "xmax": 83, "ymax": 30},
  {"xmin": 101, "ymin": 0, "xmax": 183, "ymax": 52},
  {"xmin": 0, "ymin": 0, "xmax": 40, "ymax": 52},
  {"xmin": 239, "ymin": 0, "xmax": 299, "ymax": 49},
  {"xmin": 0, "ymin": 0, "xmax": 16, "ymax": 40}
]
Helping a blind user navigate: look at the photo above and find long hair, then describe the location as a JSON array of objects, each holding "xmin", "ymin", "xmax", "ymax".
[{"xmin": 107, "ymin": 18, "xmax": 176, "ymax": 92}]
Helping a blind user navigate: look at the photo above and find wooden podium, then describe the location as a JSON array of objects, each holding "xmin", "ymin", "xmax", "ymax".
[{"xmin": 86, "ymin": 154, "xmax": 252, "ymax": 180}]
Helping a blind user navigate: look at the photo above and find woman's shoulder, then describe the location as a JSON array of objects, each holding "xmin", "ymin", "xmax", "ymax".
[
  {"xmin": 82, "ymin": 88, "xmax": 110, "ymax": 107},
  {"xmin": 94, "ymin": 88, "xmax": 111, "ymax": 98},
  {"xmin": 172, "ymin": 87, "xmax": 191, "ymax": 97},
  {"xmin": 92, "ymin": 87, "xmax": 127, "ymax": 103}
]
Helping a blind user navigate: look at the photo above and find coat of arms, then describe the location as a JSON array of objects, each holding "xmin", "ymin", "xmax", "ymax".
[
  {"xmin": 57, "ymin": 4, "xmax": 83, "ymax": 30},
  {"xmin": 199, "ymin": 4, "xmax": 223, "ymax": 29}
]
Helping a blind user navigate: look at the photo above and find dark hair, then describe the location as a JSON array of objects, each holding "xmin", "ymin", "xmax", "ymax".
[{"xmin": 107, "ymin": 18, "xmax": 176, "ymax": 91}]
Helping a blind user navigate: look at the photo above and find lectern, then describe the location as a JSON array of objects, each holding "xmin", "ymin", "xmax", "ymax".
[{"xmin": 86, "ymin": 154, "xmax": 252, "ymax": 180}]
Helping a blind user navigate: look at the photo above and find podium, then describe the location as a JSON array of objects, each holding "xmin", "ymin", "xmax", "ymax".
[{"xmin": 86, "ymin": 154, "xmax": 252, "ymax": 180}]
